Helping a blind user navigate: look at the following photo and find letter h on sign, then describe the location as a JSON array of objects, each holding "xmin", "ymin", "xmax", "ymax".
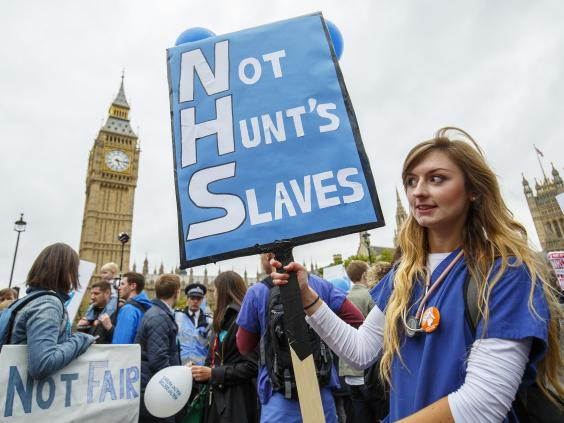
[{"xmin": 179, "ymin": 40, "xmax": 234, "ymax": 168}]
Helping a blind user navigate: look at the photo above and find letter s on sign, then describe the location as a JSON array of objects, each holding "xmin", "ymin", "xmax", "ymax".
[{"xmin": 187, "ymin": 162, "xmax": 246, "ymax": 240}]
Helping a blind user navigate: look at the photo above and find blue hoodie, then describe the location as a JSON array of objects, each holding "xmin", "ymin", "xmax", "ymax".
[{"xmin": 112, "ymin": 291, "xmax": 153, "ymax": 344}]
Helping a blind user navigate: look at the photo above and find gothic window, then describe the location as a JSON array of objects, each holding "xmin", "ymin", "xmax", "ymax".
[{"xmin": 554, "ymin": 220, "xmax": 562, "ymax": 238}]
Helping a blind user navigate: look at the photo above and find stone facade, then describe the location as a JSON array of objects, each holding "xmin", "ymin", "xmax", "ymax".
[{"xmin": 522, "ymin": 162, "xmax": 564, "ymax": 252}]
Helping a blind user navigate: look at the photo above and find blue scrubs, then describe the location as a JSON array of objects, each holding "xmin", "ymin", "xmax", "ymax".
[
  {"xmin": 370, "ymin": 249, "xmax": 549, "ymax": 423},
  {"xmin": 237, "ymin": 274, "xmax": 346, "ymax": 423}
]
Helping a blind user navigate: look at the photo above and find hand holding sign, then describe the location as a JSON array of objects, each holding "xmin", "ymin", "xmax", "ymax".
[
  {"xmin": 270, "ymin": 259, "xmax": 324, "ymax": 316},
  {"xmin": 144, "ymin": 366, "xmax": 192, "ymax": 418}
]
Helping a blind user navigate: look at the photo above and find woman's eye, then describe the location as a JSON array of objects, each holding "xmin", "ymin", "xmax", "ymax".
[
  {"xmin": 430, "ymin": 175, "xmax": 444, "ymax": 183},
  {"xmin": 406, "ymin": 177, "xmax": 417, "ymax": 187}
]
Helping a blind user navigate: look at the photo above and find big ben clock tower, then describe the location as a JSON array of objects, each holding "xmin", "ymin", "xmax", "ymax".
[{"xmin": 79, "ymin": 76, "xmax": 140, "ymax": 278}]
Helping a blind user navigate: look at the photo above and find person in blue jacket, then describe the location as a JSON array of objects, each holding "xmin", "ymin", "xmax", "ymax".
[
  {"xmin": 272, "ymin": 127, "xmax": 563, "ymax": 423},
  {"xmin": 9, "ymin": 243, "xmax": 95, "ymax": 379},
  {"xmin": 112, "ymin": 272, "xmax": 152, "ymax": 344}
]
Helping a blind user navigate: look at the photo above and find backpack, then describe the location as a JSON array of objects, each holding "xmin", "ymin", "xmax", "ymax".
[
  {"xmin": 0, "ymin": 291, "xmax": 62, "ymax": 351},
  {"xmin": 464, "ymin": 275, "xmax": 564, "ymax": 423},
  {"xmin": 259, "ymin": 277, "xmax": 333, "ymax": 400}
]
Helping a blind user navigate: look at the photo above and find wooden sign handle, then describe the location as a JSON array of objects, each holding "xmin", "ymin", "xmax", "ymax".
[{"xmin": 273, "ymin": 244, "xmax": 326, "ymax": 423}]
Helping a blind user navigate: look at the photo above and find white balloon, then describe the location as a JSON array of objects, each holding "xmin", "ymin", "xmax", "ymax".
[{"xmin": 144, "ymin": 366, "xmax": 193, "ymax": 418}]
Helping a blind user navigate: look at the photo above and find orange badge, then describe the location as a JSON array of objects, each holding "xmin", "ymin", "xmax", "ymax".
[{"xmin": 420, "ymin": 306, "xmax": 440, "ymax": 333}]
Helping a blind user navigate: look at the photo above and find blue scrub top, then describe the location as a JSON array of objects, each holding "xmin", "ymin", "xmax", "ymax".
[{"xmin": 371, "ymin": 249, "xmax": 549, "ymax": 423}]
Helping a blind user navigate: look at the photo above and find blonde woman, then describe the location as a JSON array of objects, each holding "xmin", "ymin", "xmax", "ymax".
[{"xmin": 272, "ymin": 128, "xmax": 563, "ymax": 422}]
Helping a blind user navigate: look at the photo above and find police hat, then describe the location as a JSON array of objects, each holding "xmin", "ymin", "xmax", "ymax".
[{"xmin": 185, "ymin": 283, "xmax": 206, "ymax": 298}]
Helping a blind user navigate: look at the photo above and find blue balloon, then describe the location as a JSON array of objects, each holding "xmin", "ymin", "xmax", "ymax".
[
  {"xmin": 325, "ymin": 20, "xmax": 344, "ymax": 60},
  {"xmin": 175, "ymin": 27, "xmax": 216, "ymax": 46},
  {"xmin": 328, "ymin": 277, "xmax": 350, "ymax": 293}
]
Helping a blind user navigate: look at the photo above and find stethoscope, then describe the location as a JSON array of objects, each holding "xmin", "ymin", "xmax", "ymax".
[{"xmin": 402, "ymin": 250, "xmax": 464, "ymax": 337}]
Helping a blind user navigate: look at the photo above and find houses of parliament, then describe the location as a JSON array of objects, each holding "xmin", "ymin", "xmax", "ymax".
[{"xmin": 78, "ymin": 78, "xmax": 564, "ymax": 302}]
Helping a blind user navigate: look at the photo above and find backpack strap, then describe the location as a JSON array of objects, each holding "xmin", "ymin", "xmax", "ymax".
[
  {"xmin": 259, "ymin": 277, "xmax": 274, "ymax": 365},
  {"xmin": 463, "ymin": 272, "xmax": 481, "ymax": 335},
  {"xmin": 126, "ymin": 299, "xmax": 150, "ymax": 313},
  {"xmin": 261, "ymin": 276, "xmax": 274, "ymax": 289},
  {"xmin": 4, "ymin": 291, "xmax": 63, "ymax": 345}
]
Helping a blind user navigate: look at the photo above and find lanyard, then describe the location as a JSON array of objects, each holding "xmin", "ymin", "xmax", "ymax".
[
  {"xmin": 404, "ymin": 249, "xmax": 464, "ymax": 337},
  {"xmin": 414, "ymin": 249, "xmax": 464, "ymax": 321}
]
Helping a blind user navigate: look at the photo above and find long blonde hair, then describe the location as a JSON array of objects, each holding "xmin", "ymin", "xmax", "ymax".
[{"xmin": 379, "ymin": 127, "xmax": 563, "ymax": 403}]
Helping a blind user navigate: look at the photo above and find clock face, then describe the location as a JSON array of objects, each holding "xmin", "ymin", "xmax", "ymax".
[{"xmin": 105, "ymin": 150, "xmax": 130, "ymax": 172}]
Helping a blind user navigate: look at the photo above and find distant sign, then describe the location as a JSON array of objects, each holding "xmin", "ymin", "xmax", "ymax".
[
  {"xmin": 556, "ymin": 193, "xmax": 564, "ymax": 213},
  {"xmin": 167, "ymin": 13, "xmax": 384, "ymax": 267},
  {"xmin": 65, "ymin": 260, "xmax": 96, "ymax": 322},
  {"xmin": 323, "ymin": 264, "xmax": 348, "ymax": 282},
  {"xmin": 547, "ymin": 251, "xmax": 564, "ymax": 290}
]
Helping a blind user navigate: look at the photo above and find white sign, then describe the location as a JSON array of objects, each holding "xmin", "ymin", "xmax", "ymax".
[
  {"xmin": 547, "ymin": 251, "xmax": 564, "ymax": 290},
  {"xmin": 0, "ymin": 344, "xmax": 140, "ymax": 422},
  {"xmin": 323, "ymin": 264, "xmax": 348, "ymax": 282},
  {"xmin": 65, "ymin": 260, "xmax": 96, "ymax": 323},
  {"xmin": 556, "ymin": 193, "xmax": 564, "ymax": 213}
]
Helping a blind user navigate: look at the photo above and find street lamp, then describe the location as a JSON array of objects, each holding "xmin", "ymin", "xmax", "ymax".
[
  {"xmin": 9, "ymin": 213, "xmax": 27, "ymax": 288},
  {"xmin": 362, "ymin": 231, "xmax": 372, "ymax": 263},
  {"xmin": 117, "ymin": 232, "xmax": 130, "ymax": 273}
]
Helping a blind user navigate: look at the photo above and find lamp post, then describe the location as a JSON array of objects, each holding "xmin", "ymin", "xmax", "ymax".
[
  {"xmin": 112, "ymin": 232, "xmax": 130, "ymax": 326},
  {"xmin": 362, "ymin": 231, "xmax": 372, "ymax": 263},
  {"xmin": 117, "ymin": 232, "xmax": 130, "ymax": 274},
  {"xmin": 9, "ymin": 213, "xmax": 27, "ymax": 288}
]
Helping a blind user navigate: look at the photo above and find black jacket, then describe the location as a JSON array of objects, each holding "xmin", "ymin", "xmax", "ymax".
[
  {"xmin": 204, "ymin": 303, "xmax": 259, "ymax": 423},
  {"xmin": 136, "ymin": 299, "xmax": 180, "ymax": 391}
]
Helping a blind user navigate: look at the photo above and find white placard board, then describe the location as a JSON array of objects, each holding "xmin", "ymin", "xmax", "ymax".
[
  {"xmin": 0, "ymin": 344, "xmax": 140, "ymax": 422},
  {"xmin": 556, "ymin": 193, "xmax": 564, "ymax": 213},
  {"xmin": 323, "ymin": 264, "xmax": 348, "ymax": 281},
  {"xmin": 64, "ymin": 260, "xmax": 96, "ymax": 323}
]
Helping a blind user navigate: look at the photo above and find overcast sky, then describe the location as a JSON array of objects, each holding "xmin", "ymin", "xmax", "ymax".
[{"xmin": 1, "ymin": 0, "xmax": 563, "ymax": 290}]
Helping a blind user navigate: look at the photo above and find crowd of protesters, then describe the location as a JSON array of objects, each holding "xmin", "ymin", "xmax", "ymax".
[{"xmin": 2, "ymin": 128, "xmax": 563, "ymax": 423}]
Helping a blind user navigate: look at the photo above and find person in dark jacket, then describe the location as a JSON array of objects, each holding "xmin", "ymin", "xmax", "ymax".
[
  {"xmin": 136, "ymin": 274, "xmax": 182, "ymax": 423},
  {"xmin": 76, "ymin": 280, "xmax": 114, "ymax": 343},
  {"xmin": 191, "ymin": 271, "xmax": 259, "ymax": 423}
]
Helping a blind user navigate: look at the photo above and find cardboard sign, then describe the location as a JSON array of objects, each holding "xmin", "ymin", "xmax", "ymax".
[
  {"xmin": 167, "ymin": 13, "xmax": 384, "ymax": 267},
  {"xmin": 556, "ymin": 193, "xmax": 564, "ymax": 213},
  {"xmin": 0, "ymin": 344, "xmax": 140, "ymax": 422},
  {"xmin": 547, "ymin": 251, "xmax": 564, "ymax": 290},
  {"xmin": 322, "ymin": 264, "xmax": 348, "ymax": 282},
  {"xmin": 64, "ymin": 260, "xmax": 96, "ymax": 323}
]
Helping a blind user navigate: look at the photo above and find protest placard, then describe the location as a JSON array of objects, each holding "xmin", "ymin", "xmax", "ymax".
[
  {"xmin": 556, "ymin": 192, "xmax": 564, "ymax": 213},
  {"xmin": 0, "ymin": 344, "xmax": 140, "ymax": 423},
  {"xmin": 547, "ymin": 251, "xmax": 564, "ymax": 290},
  {"xmin": 167, "ymin": 12, "xmax": 384, "ymax": 267},
  {"xmin": 64, "ymin": 260, "xmax": 96, "ymax": 323}
]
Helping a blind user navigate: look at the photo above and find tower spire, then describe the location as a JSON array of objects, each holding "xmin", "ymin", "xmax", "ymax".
[{"xmin": 394, "ymin": 187, "xmax": 408, "ymax": 247}]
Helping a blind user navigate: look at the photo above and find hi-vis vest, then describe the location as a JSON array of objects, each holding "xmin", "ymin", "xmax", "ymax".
[{"xmin": 174, "ymin": 308, "xmax": 213, "ymax": 365}]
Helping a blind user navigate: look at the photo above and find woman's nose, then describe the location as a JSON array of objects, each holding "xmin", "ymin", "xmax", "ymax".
[{"xmin": 412, "ymin": 180, "xmax": 427, "ymax": 197}]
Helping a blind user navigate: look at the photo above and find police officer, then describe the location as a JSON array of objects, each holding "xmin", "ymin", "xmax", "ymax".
[{"xmin": 175, "ymin": 282, "xmax": 213, "ymax": 365}]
